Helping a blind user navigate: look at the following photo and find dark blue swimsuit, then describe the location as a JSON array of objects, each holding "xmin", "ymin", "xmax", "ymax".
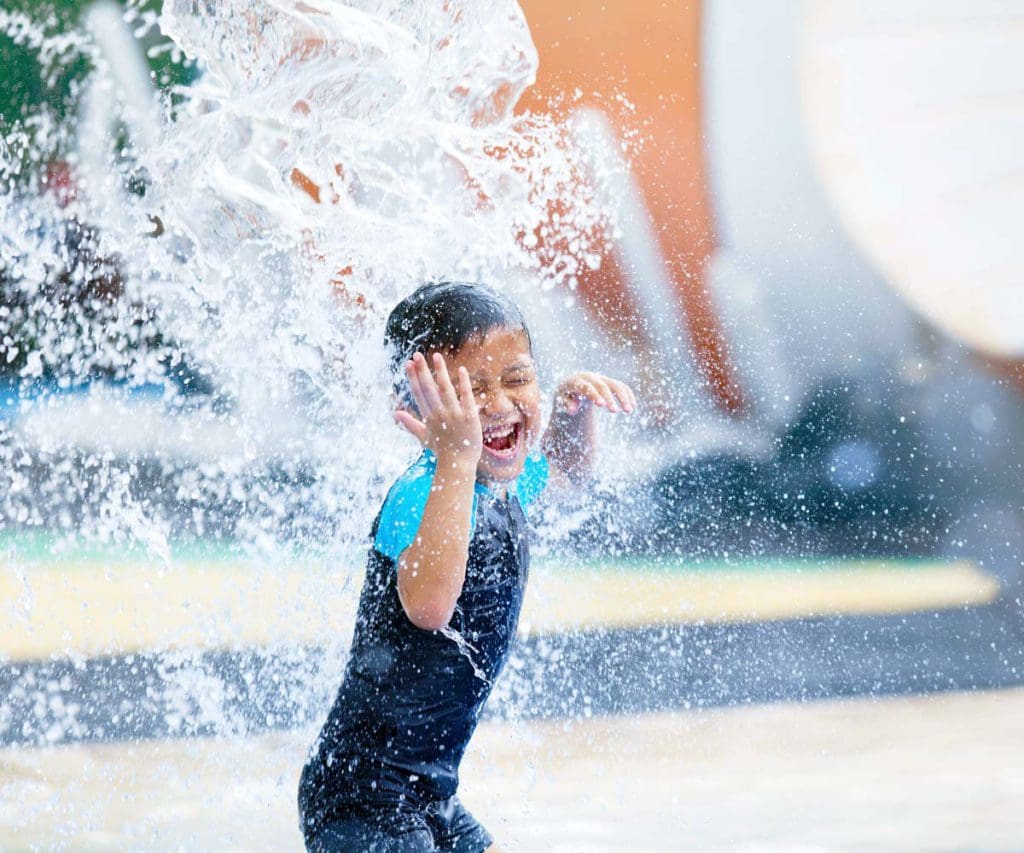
[{"xmin": 299, "ymin": 451, "xmax": 548, "ymax": 850}]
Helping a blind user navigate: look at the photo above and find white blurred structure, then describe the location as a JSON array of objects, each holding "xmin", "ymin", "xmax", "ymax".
[{"xmin": 797, "ymin": 0, "xmax": 1024, "ymax": 359}]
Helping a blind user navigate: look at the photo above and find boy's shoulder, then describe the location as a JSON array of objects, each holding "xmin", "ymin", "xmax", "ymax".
[
  {"xmin": 373, "ymin": 453, "xmax": 437, "ymax": 561},
  {"xmin": 515, "ymin": 452, "xmax": 549, "ymax": 510},
  {"xmin": 389, "ymin": 450, "xmax": 437, "ymax": 496},
  {"xmin": 372, "ymin": 451, "xmax": 549, "ymax": 562}
]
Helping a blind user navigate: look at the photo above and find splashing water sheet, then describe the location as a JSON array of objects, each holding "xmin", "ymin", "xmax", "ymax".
[{"xmin": 0, "ymin": 0, "xmax": 612, "ymax": 847}]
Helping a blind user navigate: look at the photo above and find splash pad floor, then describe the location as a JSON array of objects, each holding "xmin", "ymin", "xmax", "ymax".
[
  {"xmin": 2, "ymin": 545, "xmax": 1022, "ymax": 749},
  {"xmin": 2, "ymin": 543, "xmax": 1022, "ymax": 849},
  {"xmin": 2, "ymin": 688, "xmax": 1023, "ymax": 851}
]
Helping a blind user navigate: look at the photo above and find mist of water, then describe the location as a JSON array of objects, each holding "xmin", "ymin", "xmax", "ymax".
[{"xmin": 0, "ymin": 0, "xmax": 609, "ymax": 749}]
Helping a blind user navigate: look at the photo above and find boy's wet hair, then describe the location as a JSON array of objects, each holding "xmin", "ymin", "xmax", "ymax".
[{"xmin": 385, "ymin": 281, "xmax": 532, "ymax": 407}]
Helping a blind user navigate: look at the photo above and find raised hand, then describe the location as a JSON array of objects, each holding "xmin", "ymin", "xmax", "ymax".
[
  {"xmin": 392, "ymin": 352, "xmax": 482, "ymax": 632},
  {"xmin": 543, "ymin": 371, "xmax": 636, "ymax": 485},
  {"xmin": 554, "ymin": 372, "xmax": 637, "ymax": 417},
  {"xmin": 394, "ymin": 352, "xmax": 483, "ymax": 470}
]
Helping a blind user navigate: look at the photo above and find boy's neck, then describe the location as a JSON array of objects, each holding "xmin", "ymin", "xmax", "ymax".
[{"xmin": 481, "ymin": 480, "xmax": 509, "ymax": 499}]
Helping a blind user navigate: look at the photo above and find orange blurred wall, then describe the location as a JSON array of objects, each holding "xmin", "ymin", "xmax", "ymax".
[{"xmin": 517, "ymin": 0, "xmax": 743, "ymax": 413}]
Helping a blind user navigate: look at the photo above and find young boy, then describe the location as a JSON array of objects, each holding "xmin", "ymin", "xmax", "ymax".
[{"xmin": 299, "ymin": 281, "xmax": 635, "ymax": 852}]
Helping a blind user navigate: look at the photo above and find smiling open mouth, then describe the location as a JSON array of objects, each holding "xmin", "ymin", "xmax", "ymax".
[{"xmin": 482, "ymin": 422, "xmax": 522, "ymax": 461}]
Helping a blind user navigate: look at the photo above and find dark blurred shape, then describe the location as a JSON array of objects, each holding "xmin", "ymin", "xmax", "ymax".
[
  {"xmin": 570, "ymin": 377, "xmax": 947, "ymax": 560},
  {"xmin": 0, "ymin": 163, "xmax": 211, "ymax": 398}
]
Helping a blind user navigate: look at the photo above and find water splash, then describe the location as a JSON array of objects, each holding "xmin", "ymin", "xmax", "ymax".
[
  {"xmin": 439, "ymin": 624, "xmax": 489, "ymax": 685},
  {"xmin": 0, "ymin": 0, "xmax": 606, "ymax": 742}
]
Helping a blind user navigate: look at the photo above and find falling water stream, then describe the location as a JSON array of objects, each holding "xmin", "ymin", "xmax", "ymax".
[{"xmin": 0, "ymin": 0, "xmax": 609, "ymax": 747}]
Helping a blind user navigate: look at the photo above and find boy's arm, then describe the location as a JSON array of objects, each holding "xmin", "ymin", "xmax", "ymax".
[
  {"xmin": 393, "ymin": 353, "xmax": 482, "ymax": 631},
  {"xmin": 396, "ymin": 460, "xmax": 476, "ymax": 631},
  {"xmin": 542, "ymin": 372, "xmax": 636, "ymax": 485}
]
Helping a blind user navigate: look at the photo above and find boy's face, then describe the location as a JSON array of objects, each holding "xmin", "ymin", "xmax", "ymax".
[{"xmin": 446, "ymin": 327, "xmax": 541, "ymax": 487}]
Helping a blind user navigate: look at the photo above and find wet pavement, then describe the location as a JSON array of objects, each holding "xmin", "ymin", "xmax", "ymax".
[{"xmin": 2, "ymin": 688, "xmax": 1022, "ymax": 851}]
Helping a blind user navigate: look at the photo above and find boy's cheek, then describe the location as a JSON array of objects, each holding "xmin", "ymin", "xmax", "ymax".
[{"xmin": 523, "ymin": 403, "xmax": 543, "ymax": 444}]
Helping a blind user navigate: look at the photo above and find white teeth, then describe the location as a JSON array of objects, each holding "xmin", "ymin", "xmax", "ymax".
[{"xmin": 484, "ymin": 424, "xmax": 516, "ymax": 439}]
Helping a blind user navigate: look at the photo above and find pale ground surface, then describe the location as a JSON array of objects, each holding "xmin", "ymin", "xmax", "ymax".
[{"xmin": 2, "ymin": 688, "xmax": 1023, "ymax": 852}]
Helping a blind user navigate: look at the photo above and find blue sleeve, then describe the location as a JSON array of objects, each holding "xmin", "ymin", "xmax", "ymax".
[
  {"xmin": 516, "ymin": 452, "xmax": 550, "ymax": 513},
  {"xmin": 374, "ymin": 457, "xmax": 478, "ymax": 561}
]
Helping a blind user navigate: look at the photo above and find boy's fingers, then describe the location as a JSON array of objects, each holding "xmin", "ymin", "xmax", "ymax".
[
  {"xmin": 607, "ymin": 379, "xmax": 635, "ymax": 413},
  {"xmin": 393, "ymin": 410, "xmax": 428, "ymax": 443},
  {"xmin": 406, "ymin": 358, "xmax": 433, "ymax": 418},
  {"xmin": 570, "ymin": 380, "xmax": 604, "ymax": 409},
  {"xmin": 610, "ymin": 381, "xmax": 635, "ymax": 412},
  {"xmin": 457, "ymin": 366, "xmax": 480, "ymax": 421},
  {"xmin": 433, "ymin": 353, "xmax": 461, "ymax": 412},
  {"xmin": 587, "ymin": 376, "xmax": 620, "ymax": 412},
  {"xmin": 557, "ymin": 373, "xmax": 635, "ymax": 416},
  {"xmin": 413, "ymin": 352, "xmax": 444, "ymax": 415},
  {"xmin": 597, "ymin": 374, "xmax": 635, "ymax": 411}
]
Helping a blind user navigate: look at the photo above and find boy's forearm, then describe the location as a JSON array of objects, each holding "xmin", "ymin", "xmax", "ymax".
[
  {"xmin": 397, "ymin": 459, "xmax": 477, "ymax": 631},
  {"xmin": 543, "ymin": 372, "xmax": 633, "ymax": 485},
  {"xmin": 543, "ymin": 410, "xmax": 596, "ymax": 483}
]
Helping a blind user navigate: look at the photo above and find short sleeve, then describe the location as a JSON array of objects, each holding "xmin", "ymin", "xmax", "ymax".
[
  {"xmin": 515, "ymin": 452, "xmax": 550, "ymax": 512},
  {"xmin": 374, "ymin": 455, "xmax": 478, "ymax": 561}
]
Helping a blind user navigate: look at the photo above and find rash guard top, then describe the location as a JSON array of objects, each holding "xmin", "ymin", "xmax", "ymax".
[{"xmin": 298, "ymin": 450, "xmax": 549, "ymax": 835}]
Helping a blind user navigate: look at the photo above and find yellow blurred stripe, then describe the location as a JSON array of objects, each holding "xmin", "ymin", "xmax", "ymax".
[
  {"xmin": 0, "ymin": 558, "xmax": 999, "ymax": 662},
  {"xmin": 521, "ymin": 560, "xmax": 999, "ymax": 634},
  {"xmin": 0, "ymin": 560, "xmax": 360, "ymax": 663}
]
